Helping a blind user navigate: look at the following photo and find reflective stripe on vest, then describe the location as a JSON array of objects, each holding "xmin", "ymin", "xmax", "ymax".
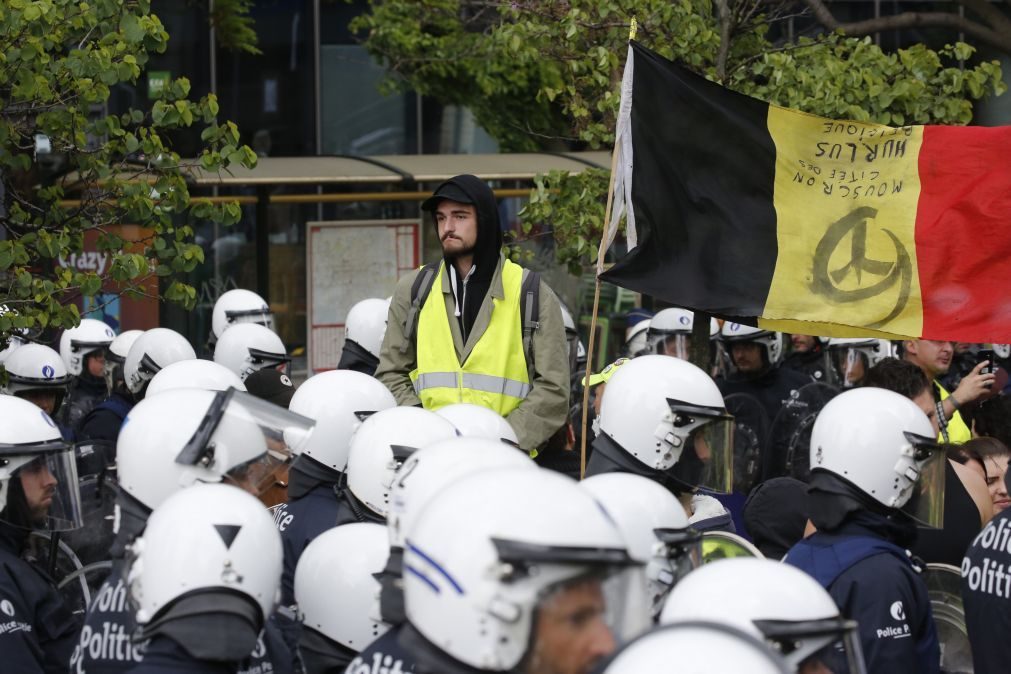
[{"xmin": 410, "ymin": 260, "xmax": 530, "ymax": 416}]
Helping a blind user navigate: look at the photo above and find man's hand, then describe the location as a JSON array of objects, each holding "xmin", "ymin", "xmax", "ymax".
[{"xmin": 952, "ymin": 360, "xmax": 998, "ymax": 407}]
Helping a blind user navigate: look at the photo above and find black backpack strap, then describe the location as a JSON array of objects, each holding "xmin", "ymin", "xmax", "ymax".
[
  {"xmin": 520, "ymin": 270, "xmax": 541, "ymax": 381},
  {"xmin": 401, "ymin": 262, "xmax": 440, "ymax": 354}
]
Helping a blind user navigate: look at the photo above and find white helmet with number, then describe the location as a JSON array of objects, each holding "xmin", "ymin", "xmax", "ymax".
[
  {"xmin": 809, "ymin": 386, "xmax": 944, "ymax": 526},
  {"xmin": 403, "ymin": 468, "xmax": 645, "ymax": 673},
  {"xmin": 603, "ymin": 622, "xmax": 790, "ymax": 674},
  {"xmin": 2, "ymin": 343, "xmax": 71, "ymax": 410},
  {"xmin": 211, "ymin": 288, "xmax": 274, "ymax": 341},
  {"xmin": 596, "ymin": 355, "xmax": 734, "ymax": 492},
  {"xmin": 123, "ymin": 328, "xmax": 196, "ymax": 395},
  {"xmin": 128, "ymin": 483, "xmax": 282, "ymax": 626},
  {"xmin": 344, "ymin": 298, "xmax": 390, "ymax": 359},
  {"xmin": 214, "ymin": 323, "xmax": 290, "ymax": 381},
  {"xmin": 59, "ymin": 318, "xmax": 116, "ymax": 375},
  {"xmin": 720, "ymin": 323, "xmax": 783, "ymax": 366},
  {"xmin": 434, "ymin": 403, "xmax": 519, "ymax": 445},
  {"xmin": 296, "ymin": 523, "xmax": 390, "ymax": 652},
  {"xmin": 146, "ymin": 359, "xmax": 247, "ymax": 397},
  {"xmin": 118, "ymin": 388, "xmax": 313, "ymax": 510},
  {"xmin": 287, "ymin": 370, "xmax": 396, "ymax": 471},
  {"xmin": 660, "ymin": 559, "xmax": 864, "ymax": 672},
  {"xmin": 581, "ymin": 473, "xmax": 699, "ymax": 619},
  {"xmin": 625, "ymin": 320, "xmax": 650, "ymax": 357},
  {"xmin": 345, "ymin": 407, "xmax": 458, "ymax": 517},
  {"xmin": 0, "ymin": 396, "xmax": 83, "ymax": 531}
]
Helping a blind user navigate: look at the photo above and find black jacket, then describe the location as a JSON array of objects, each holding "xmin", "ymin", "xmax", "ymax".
[
  {"xmin": 349, "ymin": 625, "xmax": 416, "ymax": 674},
  {"xmin": 785, "ymin": 512, "xmax": 940, "ymax": 674},
  {"xmin": 962, "ymin": 507, "xmax": 1011, "ymax": 674},
  {"xmin": 0, "ymin": 521, "xmax": 82, "ymax": 674},
  {"xmin": 59, "ymin": 373, "xmax": 109, "ymax": 435},
  {"xmin": 78, "ymin": 392, "xmax": 134, "ymax": 444},
  {"xmin": 717, "ymin": 365, "xmax": 812, "ymax": 424}
]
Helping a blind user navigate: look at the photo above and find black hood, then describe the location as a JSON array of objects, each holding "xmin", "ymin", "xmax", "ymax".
[
  {"xmin": 743, "ymin": 477, "xmax": 808, "ymax": 559},
  {"xmin": 425, "ymin": 174, "xmax": 504, "ymax": 340}
]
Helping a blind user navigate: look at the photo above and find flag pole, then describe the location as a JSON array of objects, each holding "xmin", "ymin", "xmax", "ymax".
[{"xmin": 580, "ymin": 18, "xmax": 636, "ymax": 480}]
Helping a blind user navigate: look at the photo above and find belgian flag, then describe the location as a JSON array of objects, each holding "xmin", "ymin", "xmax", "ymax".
[{"xmin": 600, "ymin": 42, "xmax": 1011, "ymax": 342}]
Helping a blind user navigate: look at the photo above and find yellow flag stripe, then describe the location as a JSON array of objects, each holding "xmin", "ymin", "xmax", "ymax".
[{"xmin": 762, "ymin": 106, "xmax": 925, "ymax": 339}]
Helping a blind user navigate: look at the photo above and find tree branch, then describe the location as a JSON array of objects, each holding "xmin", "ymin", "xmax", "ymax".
[
  {"xmin": 714, "ymin": 0, "xmax": 733, "ymax": 82},
  {"xmin": 799, "ymin": 0, "xmax": 1011, "ymax": 55}
]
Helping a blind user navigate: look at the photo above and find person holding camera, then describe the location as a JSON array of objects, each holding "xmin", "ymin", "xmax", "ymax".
[{"xmin": 901, "ymin": 339, "xmax": 996, "ymax": 443}]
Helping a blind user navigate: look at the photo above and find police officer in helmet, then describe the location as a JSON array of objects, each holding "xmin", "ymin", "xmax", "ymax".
[
  {"xmin": 784, "ymin": 387, "xmax": 944, "ymax": 674},
  {"xmin": 0, "ymin": 395, "xmax": 84, "ymax": 672}
]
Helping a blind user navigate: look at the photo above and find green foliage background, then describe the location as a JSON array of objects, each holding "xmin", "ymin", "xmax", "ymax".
[{"xmin": 0, "ymin": 0, "xmax": 257, "ymax": 340}]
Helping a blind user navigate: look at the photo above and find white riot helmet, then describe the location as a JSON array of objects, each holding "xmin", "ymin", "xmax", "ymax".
[
  {"xmin": 388, "ymin": 437, "xmax": 535, "ymax": 552},
  {"xmin": 660, "ymin": 558, "xmax": 865, "ymax": 672},
  {"xmin": 108, "ymin": 329, "xmax": 144, "ymax": 363},
  {"xmin": 379, "ymin": 437, "xmax": 536, "ymax": 625},
  {"xmin": 810, "ymin": 386, "xmax": 944, "ymax": 527},
  {"xmin": 146, "ymin": 359, "xmax": 247, "ymax": 397},
  {"xmin": 720, "ymin": 323, "xmax": 784, "ymax": 367},
  {"xmin": 117, "ymin": 388, "xmax": 314, "ymax": 511},
  {"xmin": 128, "ymin": 483, "xmax": 282, "ymax": 628},
  {"xmin": 581, "ymin": 473, "xmax": 700, "ymax": 619},
  {"xmin": 211, "ymin": 288, "xmax": 273, "ymax": 342},
  {"xmin": 346, "ymin": 407, "xmax": 457, "ymax": 518},
  {"xmin": 59, "ymin": 318, "xmax": 116, "ymax": 376},
  {"xmin": 287, "ymin": 370, "xmax": 396, "ymax": 471},
  {"xmin": 647, "ymin": 308, "xmax": 695, "ymax": 359},
  {"xmin": 123, "ymin": 328, "xmax": 196, "ymax": 395},
  {"xmin": 624, "ymin": 320, "xmax": 650, "ymax": 357},
  {"xmin": 434, "ymin": 403, "xmax": 519, "ymax": 445},
  {"xmin": 2, "ymin": 343, "xmax": 71, "ymax": 413},
  {"xmin": 0, "ymin": 396, "xmax": 83, "ymax": 531},
  {"xmin": 603, "ymin": 622, "xmax": 790, "ymax": 674},
  {"xmin": 214, "ymin": 323, "xmax": 290, "ymax": 381},
  {"xmin": 402, "ymin": 468, "xmax": 646, "ymax": 673},
  {"xmin": 827, "ymin": 337, "xmax": 894, "ymax": 387},
  {"xmin": 295, "ymin": 523, "xmax": 390, "ymax": 656},
  {"xmin": 344, "ymin": 298, "xmax": 390, "ymax": 359},
  {"xmin": 596, "ymin": 355, "xmax": 734, "ymax": 492},
  {"xmin": 104, "ymin": 329, "xmax": 143, "ymax": 388}
]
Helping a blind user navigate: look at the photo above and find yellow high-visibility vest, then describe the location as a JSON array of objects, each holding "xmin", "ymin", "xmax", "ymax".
[
  {"xmin": 936, "ymin": 382, "xmax": 971, "ymax": 444},
  {"xmin": 410, "ymin": 260, "xmax": 530, "ymax": 416}
]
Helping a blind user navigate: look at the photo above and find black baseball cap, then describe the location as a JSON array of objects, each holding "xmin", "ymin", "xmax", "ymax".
[{"xmin": 421, "ymin": 180, "xmax": 475, "ymax": 212}]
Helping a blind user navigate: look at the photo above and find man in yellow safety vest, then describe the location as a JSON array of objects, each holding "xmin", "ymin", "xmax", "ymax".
[
  {"xmin": 902, "ymin": 339, "xmax": 995, "ymax": 443},
  {"xmin": 376, "ymin": 174, "xmax": 570, "ymax": 454}
]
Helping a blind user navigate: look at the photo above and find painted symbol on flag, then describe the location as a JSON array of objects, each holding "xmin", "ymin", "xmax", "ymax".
[{"xmin": 810, "ymin": 206, "xmax": 912, "ymax": 329}]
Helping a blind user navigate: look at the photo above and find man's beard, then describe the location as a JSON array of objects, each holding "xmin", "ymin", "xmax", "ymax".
[{"xmin": 441, "ymin": 239, "xmax": 476, "ymax": 260}]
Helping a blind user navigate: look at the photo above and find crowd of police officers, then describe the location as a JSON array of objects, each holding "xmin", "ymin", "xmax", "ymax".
[{"xmin": 2, "ymin": 183, "xmax": 1011, "ymax": 673}]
